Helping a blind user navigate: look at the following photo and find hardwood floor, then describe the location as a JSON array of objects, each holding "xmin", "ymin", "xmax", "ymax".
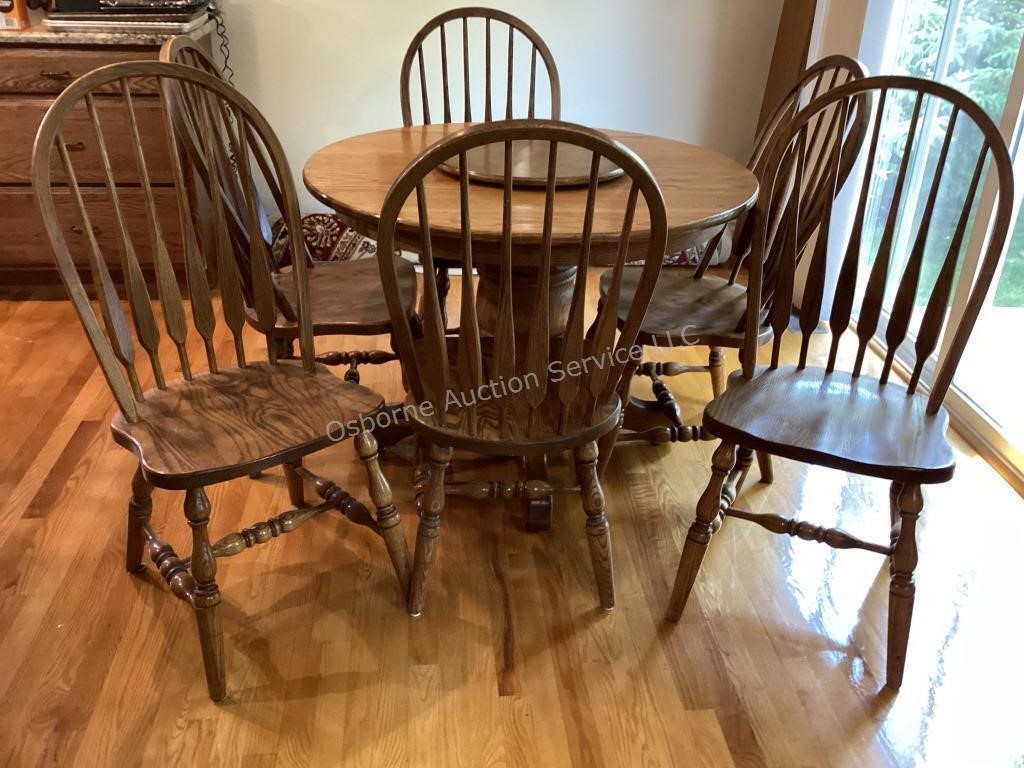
[{"xmin": 2, "ymin": 281, "xmax": 1023, "ymax": 767}]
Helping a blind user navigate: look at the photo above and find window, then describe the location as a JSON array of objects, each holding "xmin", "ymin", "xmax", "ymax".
[{"xmin": 847, "ymin": 0, "xmax": 1024, "ymax": 486}]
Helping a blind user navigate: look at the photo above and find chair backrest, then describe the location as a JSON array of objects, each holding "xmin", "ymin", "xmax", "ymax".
[
  {"xmin": 376, "ymin": 120, "xmax": 667, "ymax": 440},
  {"xmin": 160, "ymin": 37, "xmax": 300, "ymax": 319},
  {"xmin": 400, "ymin": 7, "xmax": 560, "ymax": 127},
  {"xmin": 32, "ymin": 61, "xmax": 316, "ymax": 423},
  {"xmin": 698, "ymin": 55, "xmax": 870, "ymax": 283},
  {"xmin": 745, "ymin": 75, "xmax": 1014, "ymax": 414},
  {"xmin": 161, "ymin": 34, "xmax": 219, "ymax": 74}
]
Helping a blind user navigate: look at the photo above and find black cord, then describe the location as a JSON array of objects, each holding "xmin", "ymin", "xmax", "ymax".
[{"xmin": 208, "ymin": 2, "xmax": 235, "ymax": 85}]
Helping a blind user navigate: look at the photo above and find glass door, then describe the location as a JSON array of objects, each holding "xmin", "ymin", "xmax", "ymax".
[{"xmin": 852, "ymin": 0, "xmax": 1024, "ymax": 487}]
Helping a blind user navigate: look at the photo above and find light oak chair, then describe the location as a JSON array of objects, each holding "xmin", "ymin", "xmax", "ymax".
[
  {"xmin": 33, "ymin": 61, "xmax": 410, "ymax": 701},
  {"xmin": 375, "ymin": 120, "xmax": 667, "ymax": 616},
  {"xmin": 603, "ymin": 56, "xmax": 870, "ymax": 482},
  {"xmin": 162, "ymin": 36, "xmax": 418, "ymax": 383},
  {"xmin": 400, "ymin": 7, "xmax": 561, "ymax": 328},
  {"xmin": 666, "ymin": 75, "xmax": 1015, "ymax": 689}
]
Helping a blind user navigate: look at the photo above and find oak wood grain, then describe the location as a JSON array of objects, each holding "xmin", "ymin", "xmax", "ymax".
[
  {"xmin": 3, "ymin": 281, "xmax": 1024, "ymax": 766},
  {"xmin": 163, "ymin": 36, "xmax": 415, "ymax": 383},
  {"xmin": 602, "ymin": 55, "xmax": 868, "ymax": 361},
  {"xmin": 602, "ymin": 268, "xmax": 774, "ymax": 348},
  {"xmin": 377, "ymin": 120, "xmax": 668, "ymax": 616},
  {"xmin": 303, "ymin": 124, "xmax": 757, "ymax": 264},
  {"xmin": 0, "ymin": 47, "xmax": 162, "ymax": 95},
  {"xmin": 31, "ymin": 61, "xmax": 394, "ymax": 703},
  {"xmin": 111, "ymin": 361, "xmax": 384, "ymax": 489},
  {"xmin": 0, "ymin": 34, "xmax": 205, "ymax": 284},
  {"xmin": 703, "ymin": 366, "xmax": 954, "ymax": 483},
  {"xmin": 0, "ymin": 186, "xmax": 183, "ymax": 268},
  {"xmin": 0, "ymin": 94, "xmax": 173, "ymax": 184},
  {"xmin": 437, "ymin": 139, "xmax": 623, "ymax": 187},
  {"xmin": 400, "ymin": 6, "xmax": 561, "ymax": 127},
  {"xmin": 745, "ymin": 75, "xmax": 1014, "ymax": 411},
  {"xmin": 671, "ymin": 75, "xmax": 1015, "ymax": 692},
  {"xmin": 272, "ymin": 257, "xmax": 418, "ymax": 338}
]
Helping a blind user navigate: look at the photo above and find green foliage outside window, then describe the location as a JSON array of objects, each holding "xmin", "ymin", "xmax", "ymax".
[{"xmin": 863, "ymin": 0, "xmax": 1023, "ymax": 307}]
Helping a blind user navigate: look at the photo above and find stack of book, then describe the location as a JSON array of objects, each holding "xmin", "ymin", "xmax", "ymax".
[{"xmin": 45, "ymin": 1, "xmax": 209, "ymax": 34}]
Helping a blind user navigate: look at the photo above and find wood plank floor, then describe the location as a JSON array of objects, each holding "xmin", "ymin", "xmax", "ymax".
[{"xmin": 2, "ymin": 283, "xmax": 1023, "ymax": 767}]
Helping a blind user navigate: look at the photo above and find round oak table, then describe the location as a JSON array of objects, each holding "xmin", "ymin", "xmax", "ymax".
[
  {"xmin": 304, "ymin": 125, "xmax": 757, "ymax": 531},
  {"xmin": 303, "ymin": 124, "xmax": 758, "ymax": 335}
]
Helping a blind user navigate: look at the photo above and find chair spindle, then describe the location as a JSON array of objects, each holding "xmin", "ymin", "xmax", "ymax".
[
  {"xmin": 122, "ymin": 79, "xmax": 191, "ymax": 379},
  {"xmin": 85, "ymin": 95, "xmax": 165, "ymax": 389},
  {"xmin": 522, "ymin": 140, "xmax": 558, "ymax": 435},
  {"xmin": 881, "ymin": 105, "xmax": 960, "ymax": 384},
  {"xmin": 456, "ymin": 152, "xmax": 484, "ymax": 435},
  {"xmin": 493, "ymin": 140, "xmax": 517, "ymax": 436},
  {"xmin": 854, "ymin": 91, "xmax": 924, "ymax": 378},
  {"xmin": 827, "ymin": 88, "xmax": 889, "ymax": 372},
  {"xmin": 160, "ymin": 77, "xmax": 218, "ymax": 374},
  {"xmin": 440, "ymin": 23, "xmax": 452, "ymax": 124}
]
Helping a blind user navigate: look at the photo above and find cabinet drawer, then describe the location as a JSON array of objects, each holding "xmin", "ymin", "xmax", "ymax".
[
  {"xmin": 0, "ymin": 187, "xmax": 184, "ymax": 269},
  {"xmin": 0, "ymin": 47, "xmax": 160, "ymax": 95},
  {"xmin": 0, "ymin": 95, "xmax": 173, "ymax": 184}
]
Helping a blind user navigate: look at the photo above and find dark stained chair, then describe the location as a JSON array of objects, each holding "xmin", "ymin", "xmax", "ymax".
[
  {"xmin": 33, "ymin": 61, "xmax": 411, "ymax": 701},
  {"xmin": 400, "ymin": 7, "xmax": 561, "ymax": 328},
  {"xmin": 162, "ymin": 36, "xmax": 418, "ymax": 383},
  {"xmin": 603, "ymin": 56, "xmax": 870, "ymax": 482},
  {"xmin": 374, "ymin": 120, "xmax": 667, "ymax": 617},
  {"xmin": 666, "ymin": 75, "xmax": 1015, "ymax": 689}
]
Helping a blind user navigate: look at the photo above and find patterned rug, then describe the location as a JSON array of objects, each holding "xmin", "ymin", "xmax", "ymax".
[{"xmin": 272, "ymin": 213, "xmax": 379, "ymax": 264}]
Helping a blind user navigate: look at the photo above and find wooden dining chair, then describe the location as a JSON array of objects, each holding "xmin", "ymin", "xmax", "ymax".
[
  {"xmin": 400, "ymin": 7, "xmax": 561, "ymax": 327},
  {"xmin": 666, "ymin": 75, "xmax": 1015, "ymax": 689},
  {"xmin": 375, "ymin": 120, "xmax": 667, "ymax": 616},
  {"xmin": 162, "ymin": 36, "xmax": 418, "ymax": 384},
  {"xmin": 603, "ymin": 56, "xmax": 869, "ymax": 482},
  {"xmin": 32, "ymin": 61, "xmax": 411, "ymax": 701}
]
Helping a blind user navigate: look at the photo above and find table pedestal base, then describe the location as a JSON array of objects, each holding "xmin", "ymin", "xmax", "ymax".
[
  {"xmin": 473, "ymin": 263, "xmax": 577, "ymax": 532},
  {"xmin": 475, "ymin": 264, "xmax": 577, "ymax": 337},
  {"xmin": 520, "ymin": 455, "xmax": 553, "ymax": 532}
]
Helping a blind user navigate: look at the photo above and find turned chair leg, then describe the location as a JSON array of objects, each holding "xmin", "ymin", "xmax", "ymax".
[
  {"xmin": 718, "ymin": 446, "xmax": 754, "ymax": 533},
  {"xmin": 273, "ymin": 335, "xmax": 296, "ymax": 360},
  {"xmin": 355, "ymin": 431, "xmax": 411, "ymax": 598},
  {"xmin": 344, "ymin": 360, "xmax": 361, "ymax": 384},
  {"xmin": 408, "ymin": 443, "xmax": 453, "ymax": 617},
  {"xmin": 597, "ymin": 408, "xmax": 625, "ymax": 479},
  {"xmin": 887, "ymin": 482, "xmax": 922, "ymax": 688},
  {"xmin": 435, "ymin": 265, "xmax": 451, "ymax": 331},
  {"xmin": 185, "ymin": 487, "xmax": 226, "ymax": 702},
  {"xmin": 666, "ymin": 441, "xmax": 737, "ymax": 621},
  {"xmin": 575, "ymin": 441, "xmax": 615, "ymax": 611},
  {"xmin": 756, "ymin": 451, "xmax": 774, "ymax": 483},
  {"xmin": 708, "ymin": 347, "xmax": 726, "ymax": 398},
  {"xmin": 888, "ymin": 481, "xmax": 903, "ymax": 530},
  {"xmin": 283, "ymin": 460, "xmax": 305, "ymax": 507},
  {"xmin": 126, "ymin": 465, "xmax": 153, "ymax": 573},
  {"xmin": 598, "ymin": 360, "xmax": 636, "ymax": 478}
]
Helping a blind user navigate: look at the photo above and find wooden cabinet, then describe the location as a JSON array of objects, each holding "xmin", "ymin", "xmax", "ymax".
[{"xmin": 0, "ymin": 23, "xmax": 210, "ymax": 284}]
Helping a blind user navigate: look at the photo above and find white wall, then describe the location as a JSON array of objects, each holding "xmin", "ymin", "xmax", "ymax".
[
  {"xmin": 796, "ymin": 0, "xmax": 871, "ymax": 315},
  {"xmin": 219, "ymin": 0, "xmax": 784, "ymax": 209},
  {"xmin": 808, "ymin": 0, "xmax": 869, "ymax": 62}
]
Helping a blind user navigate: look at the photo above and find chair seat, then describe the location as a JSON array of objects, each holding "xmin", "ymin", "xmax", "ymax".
[
  {"xmin": 274, "ymin": 256, "xmax": 418, "ymax": 337},
  {"xmin": 600, "ymin": 267, "xmax": 770, "ymax": 348},
  {"xmin": 405, "ymin": 381, "xmax": 622, "ymax": 458},
  {"xmin": 703, "ymin": 366, "xmax": 955, "ymax": 483},
  {"xmin": 111, "ymin": 361, "xmax": 384, "ymax": 490},
  {"xmin": 402, "ymin": 334, "xmax": 622, "ymax": 456},
  {"xmin": 405, "ymin": 393, "xmax": 614, "ymax": 460}
]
